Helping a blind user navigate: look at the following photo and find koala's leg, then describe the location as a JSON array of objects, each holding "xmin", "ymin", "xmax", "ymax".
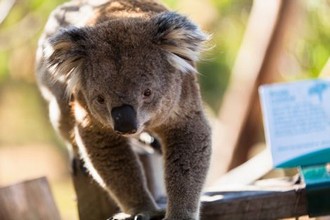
[
  {"xmin": 71, "ymin": 156, "xmax": 120, "ymax": 220},
  {"xmin": 160, "ymin": 114, "xmax": 211, "ymax": 220},
  {"xmin": 74, "ymin": 124, "xmax": 160, "ymax": 217}
]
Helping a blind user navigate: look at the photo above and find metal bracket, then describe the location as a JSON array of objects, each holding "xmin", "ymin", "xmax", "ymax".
[{"xmin": 300, "ymin": 164, "xmax": 330, "ymax": 217}]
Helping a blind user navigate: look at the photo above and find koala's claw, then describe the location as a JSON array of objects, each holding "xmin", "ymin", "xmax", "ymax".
[
  {"xmin": 109, "ymin": 210, "xmax": 165, "ymax": 220},
  {"xmin": 134, "ymin": 214, "xmax": 146, "ymax": 220},
  {"xmin": 134, "ymin": 213, "xmax": 163, "ymax": 220},
  {"xmin": 107, "ymin": 214, "xmax": 147, "ymax": 220},
  {"xmin": 108, "ymin": 212, "xmax": 133, "ymax": 220}
]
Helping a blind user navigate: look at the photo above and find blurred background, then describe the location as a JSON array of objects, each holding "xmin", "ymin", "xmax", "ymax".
[{"xmin": 0, "ymin": 0, "xmax": 329, "ymax": 219}]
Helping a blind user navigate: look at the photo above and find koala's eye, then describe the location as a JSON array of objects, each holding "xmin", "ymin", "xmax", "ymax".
[
  {"xmin": 143, "ymin": 89, "xmax": 152, "ymax": 97},
  {"xmin": 96, "ymin": 95, "xmax": 105, "ymax": 104}
]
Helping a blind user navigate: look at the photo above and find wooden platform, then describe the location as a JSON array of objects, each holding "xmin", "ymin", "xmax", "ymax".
[
  {"xmin": 0, "ymin": 176, "xmax": 316, "ymax": 220},
  {"xmin": 201, "ymin": 184, "xmax": 307, "ymax": 220}
]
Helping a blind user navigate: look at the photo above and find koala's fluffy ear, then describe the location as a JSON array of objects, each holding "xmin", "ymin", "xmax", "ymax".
[
  {"xmin": 152, "ymin": 12, "xmax": 208, "ymax": 73},
  {"xmin": 44, "ymin": 27, "xmax": 89, "ymax": 93}
]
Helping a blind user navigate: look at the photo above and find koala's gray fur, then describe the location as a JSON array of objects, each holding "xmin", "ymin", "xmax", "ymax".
[{"xmin": 36, "ymin": 0, "xmax": 212, "ymax": 219}]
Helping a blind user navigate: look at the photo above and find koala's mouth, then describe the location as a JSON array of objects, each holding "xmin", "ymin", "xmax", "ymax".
[
  {"xmin": 114, "ymin": 129, "xmax": 137, "ymax": 135},
  {"xmin": 114, "ymin": 126, "xmax": 146, "ymax": 139}
]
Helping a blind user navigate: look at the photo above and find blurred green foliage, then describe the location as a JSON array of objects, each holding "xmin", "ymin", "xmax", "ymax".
[
  {"xmin": 291, "ymin": 0, "xmax": 330, "ymax": 78},
  {"xmin": 0, "ymin": 0, "xmax": 329, "ymax": 146},
  {"xmin": 198, "ymin": 0, "xmax": 252, "ymax": 110}
]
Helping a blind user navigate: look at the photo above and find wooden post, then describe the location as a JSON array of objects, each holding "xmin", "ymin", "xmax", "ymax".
[
  {"xmin": 210, "ymin": 0, "xmax": 300, "ymax": 180},
  {"xmin": 319, "ymin": 58, "xmax": 330, "ymax": 78},
  {"xmin": 0, "ymin": 177, "xmax": 61, "ymax": 220},
  {"xmin": 138, "ymin": 152, "xmax": 165, "ymax": 202},
  {"xmin": 228, "ymin": 0, "xmax": 301, "ymax": 170}
]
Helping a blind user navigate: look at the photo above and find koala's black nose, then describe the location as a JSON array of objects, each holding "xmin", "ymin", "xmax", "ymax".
[{"xmin": 111, "ymin": 104, "xmax": 137, "ymax": 134}]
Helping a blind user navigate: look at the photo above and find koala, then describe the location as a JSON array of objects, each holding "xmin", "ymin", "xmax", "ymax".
[{"xmin": 36, "ymin": 0, "xmax": 211, "ymax": 219}]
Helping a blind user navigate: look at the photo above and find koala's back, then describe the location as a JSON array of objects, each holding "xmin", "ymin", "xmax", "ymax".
[{"xmin": 40, "ymin": 0, "xmax": 167, "ymax": 39}]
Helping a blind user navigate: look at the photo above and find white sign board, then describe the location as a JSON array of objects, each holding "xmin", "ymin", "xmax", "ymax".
[{"xmin": 259, "ymin": 79, "xmax": 330, "ymax": 168}]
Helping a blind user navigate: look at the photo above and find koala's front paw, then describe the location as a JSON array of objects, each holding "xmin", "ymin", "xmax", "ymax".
[
  {"xmin": 136, "ymin": 210, "xmax": 165, "ymax": 220},
  {"xmin": 108, "ymin": 212, "xmax": 133, "ymax": 220},
  {"xmin": 108, "ymin": 210, "xmax": 165, "ymax": 220}
]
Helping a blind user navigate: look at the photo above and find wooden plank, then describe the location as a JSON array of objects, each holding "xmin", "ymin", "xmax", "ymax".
[
  {"xmin": 201, "ymin": 184, "xmax": 307, "ymax": 220},
  {"xmin": 228, "ymin": 0, "xmax": 301, "ymax": 170},
  {"xmin": 211, "ymin": 0, "xmax": 286, "ymax": 178},
  {"xmin": 319, "ymin": 57, "xmax": 330, "ymax": 78},
  {"xmin": 211, "ymin": 0, "xmax": 304, "ymax": 177},
  {"xmin": 155, "ymin": 178, "xmax": 308, "ymax": 219},
  {"xmin": 210, "ymin": 149, "xmax": 273, "ymax": 186},
  {"xmin": 0, "ymin": 0, "xmax": 16, "ymax": 24},
  {"xmin": 0, "ymin": 177, "xmax": 61, "ymax": 220}
]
